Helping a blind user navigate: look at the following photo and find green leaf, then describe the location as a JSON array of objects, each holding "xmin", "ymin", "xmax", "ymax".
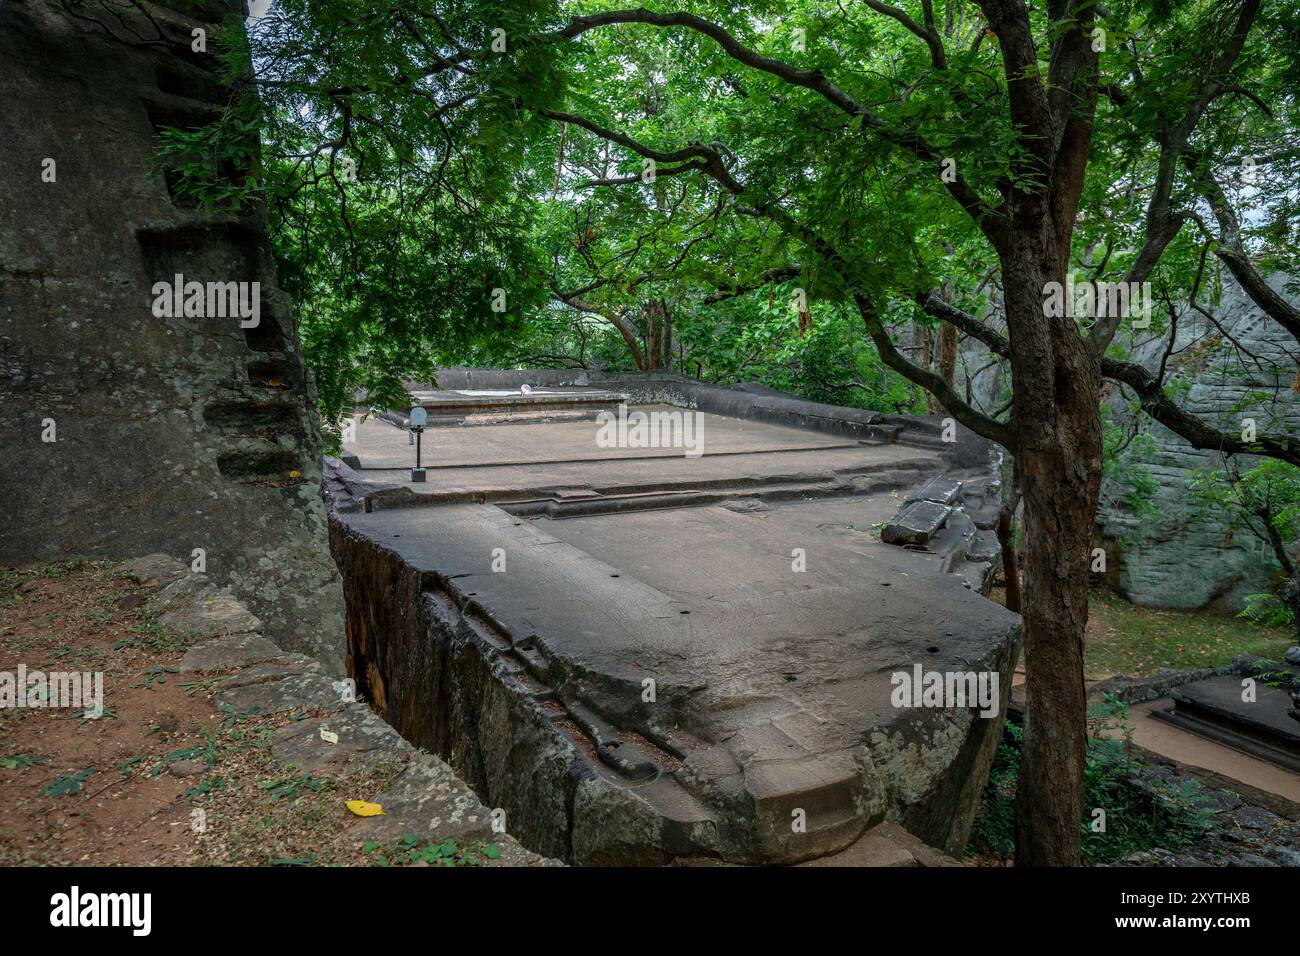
[
  {"xmin": 43, "ymin": 767, "xmax": 95, "ymax": 797},
  {"xmin": 2, "ymin": 754, "xmax": 43, "ymax": 771}
]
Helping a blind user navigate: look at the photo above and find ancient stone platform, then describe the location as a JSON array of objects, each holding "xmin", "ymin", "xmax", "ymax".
[{"xmin": 327, "ymin": 375, "xmax": 1022, "ymax": 865}]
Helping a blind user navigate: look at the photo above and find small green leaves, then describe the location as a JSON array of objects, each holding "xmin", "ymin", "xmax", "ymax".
[
  {"xmin": 43, "ymin": 767, "xmax": 96, "ymax": 797},
  {"xmin": 363, "ymin": 835, "xmax": 499, "ymax": 867},
  {"xmin": 2, "ymin": 754, "xmax": 43, "ymax": 771},
  {"xmin": 139, "ymin": 664, "xmax": 179, "ymax": 690}
]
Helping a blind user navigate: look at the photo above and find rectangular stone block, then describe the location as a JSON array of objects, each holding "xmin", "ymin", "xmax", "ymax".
[
  {"xmin": 906, "ymin": 476, "xmax": 963, "ymax": 506},
  {"xmin": 881, "ymin": 500, "xmax": 951, "ymax": 545}
]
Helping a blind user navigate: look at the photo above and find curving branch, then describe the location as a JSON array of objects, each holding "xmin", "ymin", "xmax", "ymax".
[
  {"xmin": 1102, "ymin": 357, "xmax": 1300, "ymax": 467},
  {"xmin": 917, "ymin": 290, "xmax": 1010, "ymax": 356},
  {"xmin": 1182, "ymin": 150, "xmax": 1300, "ymax": 342},
  {"xmin": 702, "ymin": 266, "xmax": 801, "ymax": 304},
  {"xmin": 736, "ymin": 202, "xmax": 1015, "ymax": 448},
  {"xmin": 554, "ymin": 8, "xmax": 998, "ymax": 236},
  {"xmin": 855, "ymin": 294, "xmax": 1015, "ymax": 449},
  {"xmin": 920, "ymin": 296, "xmax": 1300, "ymax": 466},
  {"xmin": 538, "ymin": 108, "xmax": 743, "ymax": 194},
  {"xmin": 863, "ymin": 0, "xmax": 948, "ymax": 70},
  {"xmin": 552, "ymin": 287, "xmax": 647, "ymax": 370}
]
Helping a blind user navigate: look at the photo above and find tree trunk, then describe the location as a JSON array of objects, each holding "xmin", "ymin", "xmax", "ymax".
[
  {"xmin": 918, "ymin": 324, "xmax": 936, "ymax": 413},
  {"xmin": 603, "ymin": 309, "xmax": 646, "ymax": 370},
  {"xmin": 932, "ymin": 264, "xmax": 957, "ymax": 414},
  {"xmin": 937, "ymin": 321, "xmax": 957, "ymax": 408},
  {"xmin": 1280, "ymin": 566, "xmax": 1300, "ymax": 642},
  {"xmin": 641, "ymin": 298, "xmax": 671, "ymax": 371},
  {"xmin": 659, "ymin": 300, "xmax": 673, "ymax": 370},
  {"xmin": 1003, "ymin": 240, "xmax": 1103, "ymax": 867},
  {"xmin": 644, "ymin": 301, "xmax": 659, "ymax": 371},
  {"xmin": 997, "ymin": 505, "xmax": 1022, "ymax": 614}
]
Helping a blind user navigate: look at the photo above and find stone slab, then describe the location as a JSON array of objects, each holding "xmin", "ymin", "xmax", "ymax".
[
  {"xmin": 881, "ymin": 500, "xmax": 952, "ymax": 546},
  {"xmin": 330, "ymin": 375, "xmax": 1015, "ymax": 865},
  {"xmin": 906, "ymin": 476, "xmax": 963, "ymax": 506},
  {"xmin": 181, "ymin": 632, "xmax": 292, "ymax": 671},
  {"xmin": 1168, "ymin": 676, "xmax": 1300, "ymax": 744},
  {"xmin": 333, "ymin": 475, "xmax": 1020, "ymax": 864}
]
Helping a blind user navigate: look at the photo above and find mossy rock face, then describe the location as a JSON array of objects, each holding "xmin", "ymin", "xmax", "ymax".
[
  {"xmin": 1091, "ymin": 277, "xmax": 1300, "ymax": 614},
  {"xmin": 0, "ymin": 0, "xmax": 344, "ymax": 673}
]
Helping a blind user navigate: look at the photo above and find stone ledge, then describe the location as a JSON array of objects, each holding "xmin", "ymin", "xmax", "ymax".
[{"xmin": 797, "ymin": 821, "xmax": 961, "ymax": 867}]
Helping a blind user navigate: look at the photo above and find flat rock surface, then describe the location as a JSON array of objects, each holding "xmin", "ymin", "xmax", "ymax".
[
  {"xmin": 336, "ymin": 458, "xmax": 1017, "ymax": 861},
  {"xmin": 181, "ymin": 632, "xmax": 292, "ymax": 671},
  {"xmin": 345, "ymin": 406, "xmax": 860, "ymax": 469},
  {"xmin": 906, "ymin": 476, "xmax": 963, "ymax": 506}
]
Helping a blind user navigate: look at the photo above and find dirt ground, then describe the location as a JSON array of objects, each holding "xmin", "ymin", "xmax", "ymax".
[{"xmin": 0, "ymin": 559, "xmax": 492, "ymax": 867}]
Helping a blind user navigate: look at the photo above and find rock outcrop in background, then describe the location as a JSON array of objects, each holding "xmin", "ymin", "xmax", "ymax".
[
  {"xmin": 1094, "ymin": 274, "xmax": 1300, "ymax": 610},
  {"xmin": 0, "ymin": 0, "xmax": 344, "ymax": 670},
  {"xmin": 953, "ymin": 273, "xmax": 1299, "ymax": 612}
]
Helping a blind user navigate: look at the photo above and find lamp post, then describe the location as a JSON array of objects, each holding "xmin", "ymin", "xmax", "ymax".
[{"xmin": 409, "ymin": 406, "xmax": 428, "ymax": 482}]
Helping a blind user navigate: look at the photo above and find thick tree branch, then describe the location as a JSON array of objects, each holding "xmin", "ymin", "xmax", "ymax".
[
  {"xmin": 702, "ymin": 266, "xmax": 801, "ymax": 304},
  {"xmin": 920, "ymin": 293, "xmax": 1299, "ymax": 465},
  {"xmin": 726, "ymin": 199, "xmax": 1014, "ymax": 446},
  {"xmin": 552, "ymin": 288, "xmax": 647, "ymax": 369},
  {"xmin": 1102, "ymin": 357, "xmax": 1300, "ymax": 467},
  {"xmin": 917, "ymin": 291, "xmax": 1010, "ymax": 355},
  {"xmin": 976, "ymin": 0, "xmax": 1051, "ymax": 171},
  {"xmin": 863, "ymin": 0, "xmax": 948, "ymax": 70},
  {"xmin": 1182, "ymin": 150, "xmax": 1300, "ymax": 341},
  {"xmin": 856, "ymin": 294, "xmax": 1016, "ymax": 449}
]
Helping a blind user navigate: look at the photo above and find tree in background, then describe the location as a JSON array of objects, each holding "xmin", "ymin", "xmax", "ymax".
[
  {"xmin": 1192, "ymin": 460, "xmax": 1300, "ymax": 636},
  {"xmin": 158, "ymin": 0, "xmax": 571, "ymax": 433}
]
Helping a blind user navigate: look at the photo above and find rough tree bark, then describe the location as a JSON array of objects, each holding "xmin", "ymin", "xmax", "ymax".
[
  {"xmin": 997, "ymin": 504, "xmax": 1022, "ymax": 614},
  {"xmin": 641, "ymin": 298, "xmax": 674, "ymax": 371},
  {"xmin": 979, "ymin": 0, "xmax": 1104, "ymax": 865},
  {"xmin": 1002, "ymin": 237, "xmax": 1102, "ymax": 865},
  {"xmin": 936, "ymin": 322, "xmax": 958, "ymax": 412}
]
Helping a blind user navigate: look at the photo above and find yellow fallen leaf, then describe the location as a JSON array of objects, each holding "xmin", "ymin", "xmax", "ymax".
[
  {"xmin": 346, "ymin": 800, "xmax": 384, "ymax": 817},
  {"xmin": 289, "ymin": 470, "xmax": 301, "ymax": 479}
]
